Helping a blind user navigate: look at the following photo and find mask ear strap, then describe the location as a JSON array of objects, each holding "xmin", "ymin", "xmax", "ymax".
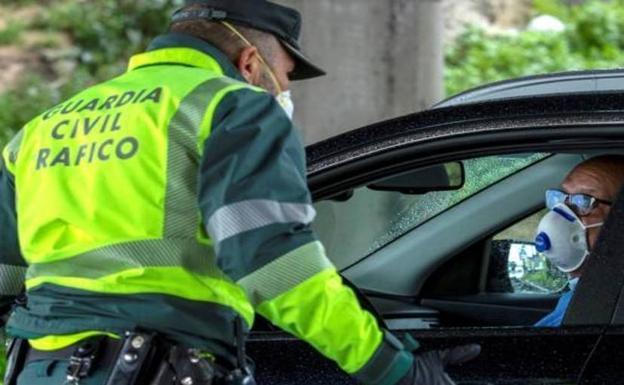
[
  {"xmin": 221, "ymin": 21, "xmax": 283, "ymax": 94},
  {"xmin": 584, "ymin": 221, "xmax": 604, "ymax": 229}
]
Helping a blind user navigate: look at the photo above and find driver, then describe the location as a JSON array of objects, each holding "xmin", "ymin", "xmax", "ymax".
[{"xmin": 534, "ymin": 155, "xmax": 624, "ymax": 326}]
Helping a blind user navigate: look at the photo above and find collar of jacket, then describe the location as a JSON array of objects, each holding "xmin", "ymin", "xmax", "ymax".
[{"xmin": 127, "ymin": 32, "xmax": 245, "ymax": 81}]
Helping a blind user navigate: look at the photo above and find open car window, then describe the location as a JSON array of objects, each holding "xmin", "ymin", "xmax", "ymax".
[{"xmin": 313, "ymin": 153, "xmax": 550, "ymax": 270}]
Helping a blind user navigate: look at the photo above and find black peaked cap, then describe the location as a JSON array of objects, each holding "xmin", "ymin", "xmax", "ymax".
[{"xmin": 173, "ymin": 0, "xmax": 326, "ymax": 80}]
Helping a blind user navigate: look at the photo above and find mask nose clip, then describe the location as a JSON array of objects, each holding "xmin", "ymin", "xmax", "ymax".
[{"xmin": 535, "ymin": 232, "xmax": 551, "ymax": 252}]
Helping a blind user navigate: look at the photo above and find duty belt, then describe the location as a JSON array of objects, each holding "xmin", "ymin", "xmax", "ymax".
[{"xmin": 4, "ymin": 330, "xmax": 256, "ymax": 385}]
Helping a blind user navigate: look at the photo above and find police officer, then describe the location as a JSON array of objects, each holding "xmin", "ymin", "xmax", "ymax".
[{"xmin": 0, "ymin": 1, "xmax": 479, "ymax": 384}]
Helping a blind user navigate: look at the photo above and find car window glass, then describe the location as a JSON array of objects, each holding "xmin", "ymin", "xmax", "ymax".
[
  {"xmin": 489, "ymin": 210, "xmax": 568, "ymax": 294},
  {"xmin": 313, "ymin": 153, "xmax": 549, "ymax": 270}
]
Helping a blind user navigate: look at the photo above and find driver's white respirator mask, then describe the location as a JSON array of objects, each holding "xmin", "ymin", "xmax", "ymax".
[{"xmin": 534, "ymin": 203, "xmax": 603, "ymax": 273}]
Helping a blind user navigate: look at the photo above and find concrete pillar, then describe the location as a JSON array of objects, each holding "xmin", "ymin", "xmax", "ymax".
[{"xmin": 277, "ymin": 0, "xmax": 444, "ymax": 144}]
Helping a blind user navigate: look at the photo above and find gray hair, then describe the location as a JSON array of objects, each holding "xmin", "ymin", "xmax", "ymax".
[{"xmin": 169, "ymin": 6, "xmax": 277, "ymax": 64}]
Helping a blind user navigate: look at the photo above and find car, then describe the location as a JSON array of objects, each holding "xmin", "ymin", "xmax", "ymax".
[{"xmin": 247, "ymin": 69, "xmax": 624, "ymax": 385}]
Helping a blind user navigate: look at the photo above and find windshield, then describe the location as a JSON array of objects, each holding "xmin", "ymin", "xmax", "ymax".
[{"xmin": 313, "ymin": 153, "xmax": 549, "ymax": 270}]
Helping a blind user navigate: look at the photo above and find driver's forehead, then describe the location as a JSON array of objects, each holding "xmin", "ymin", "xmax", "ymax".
[{"xmin": 562, "ymin": 165, "xmax": 614, "ymax": 198}]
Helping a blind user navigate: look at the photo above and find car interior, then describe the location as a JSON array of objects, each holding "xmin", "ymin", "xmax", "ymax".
[{"xmin": 308, "ymin": 150, "xmax": 618, "ymax": 332}]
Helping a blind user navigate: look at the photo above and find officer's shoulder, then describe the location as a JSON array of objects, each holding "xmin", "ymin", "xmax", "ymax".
[
  {"xmin": 212, "ymin": 76, "xmax": 275, "ymax": 110},
  {"xmin": 210, "ymin": 77, "xmax": 293, "ymax": 135},
  {"xmin": 211, "ymin": 76, "xmax": 269, "ymax": 100}
]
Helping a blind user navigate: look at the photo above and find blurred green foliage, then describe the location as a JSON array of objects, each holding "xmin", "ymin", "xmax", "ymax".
[
  {"xmin": 524, "ymin": 263, "xmax": 568, "ymax": 292},
  {"xmin": 33, "ymin": 0, "xmax": 181, "ymax": 71},
  {"xmin": 0, "ymin": 0, "xmax": 182, "ymax": 148},
  {"xmin": 445, "ymin": 0, "xmax": 624, "ymax": 96},
  {"xmin": 0, "ymin": 22, "xmax": 24, "ymax": 46}
]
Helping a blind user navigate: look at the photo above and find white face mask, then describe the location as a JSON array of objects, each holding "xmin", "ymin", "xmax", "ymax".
[
  {"xmin": 535, "ymin": 203, "xmax": 603, "ymax": 273},
  {"xmin": 275, "ymin": 90, "xmax": 295, "ymax": 120}
]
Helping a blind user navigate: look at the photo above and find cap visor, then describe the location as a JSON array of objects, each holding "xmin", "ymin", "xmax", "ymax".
[{"xmin": 282, "ymin": 41, "xmax": 326, "ymax": 80}]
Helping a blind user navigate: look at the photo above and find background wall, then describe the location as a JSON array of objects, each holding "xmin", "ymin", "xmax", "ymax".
[{"xmin": 277, "ymin": 0, "xmax": 444, "ymax": 144}]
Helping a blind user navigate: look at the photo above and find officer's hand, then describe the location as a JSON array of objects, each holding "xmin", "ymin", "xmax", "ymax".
[{"xmin": 398, "ymin": 344, "xmax": 481, "ymax": 385}]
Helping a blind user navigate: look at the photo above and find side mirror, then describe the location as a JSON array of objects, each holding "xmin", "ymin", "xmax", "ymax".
[
  {"xmin": 367, "ymin": 162, "xmax": 465, "ymax": 194},
  {"xmin": 490, "ymin": 240, "xmax": 567, "ymax": 294}
]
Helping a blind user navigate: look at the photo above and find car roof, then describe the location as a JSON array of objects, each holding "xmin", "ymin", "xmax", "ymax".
[{"xmin": 434, "ymin": 69, "xmax": 624, "ymax": 109}]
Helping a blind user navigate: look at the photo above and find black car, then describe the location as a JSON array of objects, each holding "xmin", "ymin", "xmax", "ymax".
[{"xmin": 248, "ymin": 70, "xmax": 624, "ymax": 385}]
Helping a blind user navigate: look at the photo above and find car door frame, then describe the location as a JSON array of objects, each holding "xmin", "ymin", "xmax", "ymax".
[{"xmin": 307, "ymin": 93, "xmax": 624, "ymax": 200}]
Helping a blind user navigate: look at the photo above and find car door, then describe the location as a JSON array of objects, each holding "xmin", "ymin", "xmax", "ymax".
[{"xmin": 248, "ymin": 91, "xmax": 624, "ymax": 384}]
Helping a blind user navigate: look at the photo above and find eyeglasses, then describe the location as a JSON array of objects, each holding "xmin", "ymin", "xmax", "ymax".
[{"xmin": 545, "ymin": 188, "xmax": 612, "ymax": 216}]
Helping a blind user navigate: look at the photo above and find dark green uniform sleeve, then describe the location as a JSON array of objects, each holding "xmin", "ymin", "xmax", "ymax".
[
  {"xmin": 197, "ymin": 88, "xmax": 414, "ymax": 384},
  {"xmin": 198, "ymin": 88, "xmax": 317, "ymax": 281},
  {"xmin": 0, "ymin": 148, "xmax": 27, "ymax": 320}
]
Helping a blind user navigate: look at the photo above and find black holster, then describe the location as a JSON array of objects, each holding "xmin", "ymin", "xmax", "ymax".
[
  {"xmin": 106, "ymin": 332, "xmax": 217, "ymax": 385},
  {"xmin": 104, "ymin": 331, "xmax": 163, "ymax": 385},
  {"xmin": 3, "ymin": 338, "xmax": 28, "ymax": 385},
  {"xmin": 106, "ymin": 332, "xmax": 256, "ymax": 385}
]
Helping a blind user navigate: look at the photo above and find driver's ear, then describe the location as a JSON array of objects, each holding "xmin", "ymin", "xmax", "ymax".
[{"xmin": 236, "ymin": 46, "xmax": 262, "ymax": 85}]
